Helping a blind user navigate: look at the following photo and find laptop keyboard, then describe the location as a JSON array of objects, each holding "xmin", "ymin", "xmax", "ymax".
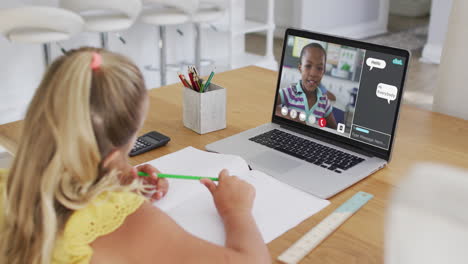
[{"xmin": 249, "ymin": 129, "xmax": 365, "ymax": 173}]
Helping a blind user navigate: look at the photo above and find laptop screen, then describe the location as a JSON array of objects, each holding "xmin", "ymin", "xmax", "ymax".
[{"xmin": 273, "ymin": 28, "xmax": 409, "ymax": 160}]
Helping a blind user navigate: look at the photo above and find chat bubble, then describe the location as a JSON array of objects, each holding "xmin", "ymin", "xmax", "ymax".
[
  {"xmin": 376, "ymin": 83, "xmax": 398, "ymax": 104},
  {"xmin": 366, "ymin": 58, "xmax": 386, "ymax": 71}
]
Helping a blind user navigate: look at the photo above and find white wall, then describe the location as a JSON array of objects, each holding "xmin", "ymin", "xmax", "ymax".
[
  {"xmin": 301, "ymin": 0, "xmax": 379, "ymax": 31},
  {"xmin": 433, "ymin": 0, "xmax": 468, "ymax": 120},
  {"xmin": 300, "ymin": 0, "xmax": 388, "ymax": 39},
  {"xmin": 246, "ymin": 0, "xmax": 388, "ymax": 39},
  {"xmin": 246, "ymin": 0, "xmax": 300, "ymax": 37},
  {"xmin": 421, "ymin": 0, "xmax": 453, "ymax": 64}
]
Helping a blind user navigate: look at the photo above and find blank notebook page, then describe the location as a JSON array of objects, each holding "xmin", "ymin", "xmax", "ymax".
[{"xmin": 145, "ymin": 147, "xmax": 330, "ymax": 245}]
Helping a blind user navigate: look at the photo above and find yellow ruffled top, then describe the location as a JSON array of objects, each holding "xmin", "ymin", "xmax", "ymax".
[{"xmin": 0, "ymin": 169, "xmax": 145, "ymax": 264}]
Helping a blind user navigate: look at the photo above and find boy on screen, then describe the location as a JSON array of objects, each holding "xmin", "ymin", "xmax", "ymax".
[{"xmin": 276, "ymin": 43, "xmax": 337, "ymax": 129}]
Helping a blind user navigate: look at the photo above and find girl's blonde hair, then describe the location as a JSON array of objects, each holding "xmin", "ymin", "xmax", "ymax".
[{"xmin": 0, "ymin": 47, "xmax": 148, "ymax": 264}]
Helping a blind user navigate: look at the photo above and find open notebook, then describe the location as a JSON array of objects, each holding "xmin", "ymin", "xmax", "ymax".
[{"xmin": 145, "ymin": 147, "xmax": 330, "ymax": 245}]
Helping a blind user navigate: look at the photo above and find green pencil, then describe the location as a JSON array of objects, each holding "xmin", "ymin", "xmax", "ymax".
[
  {"xmin": 137, "ymin": 171, "xmax": 219, "ymax": 181},
  {"xmin": 202, "ymin": 71, "xmax": 215, "ymax": 93}
]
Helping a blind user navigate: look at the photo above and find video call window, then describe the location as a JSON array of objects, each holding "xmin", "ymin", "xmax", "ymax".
[
  {"xmin": 275, "ymin": 35, "xmax": 406, "ymax": 150},
  {"xmin": 276, "ymin": 36, "xmax": 366, "ymax": 138}
]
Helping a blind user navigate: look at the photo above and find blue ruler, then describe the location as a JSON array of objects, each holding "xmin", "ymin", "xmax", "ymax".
[{"xmin": 278, "ymin": 191, "xmax": 374, "ymax": 264}]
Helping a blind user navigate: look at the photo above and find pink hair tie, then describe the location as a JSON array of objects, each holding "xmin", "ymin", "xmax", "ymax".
[{"xmin": 91, "ymin": 52, "xmax": 102, "ymax": 70}]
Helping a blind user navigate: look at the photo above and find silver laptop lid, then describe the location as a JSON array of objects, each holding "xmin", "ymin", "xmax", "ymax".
[{"xmin": 271, "ymin": 28, "xmax": 410, "ymax": 162}]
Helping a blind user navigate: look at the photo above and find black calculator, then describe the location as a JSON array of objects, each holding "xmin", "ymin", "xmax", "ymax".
[{"xmin": 129, "ymin": 131, "xmax": 170, "ymax": 157}]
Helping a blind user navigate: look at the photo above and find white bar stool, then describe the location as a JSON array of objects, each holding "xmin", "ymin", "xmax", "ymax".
[
  {"xmin": 191, "ymin": 0, "xmax": 227, "ymax": 71},
  {"xmin": 60, "ymin": 0, "xmax": 142, "ymax": 49},
  {"xmin": 139, "ymin": 0, "xmax": 195, "ymax": 86},
  {"xmin": 0, "ymin": 6, "xmax": 84, "ymax": 67}
]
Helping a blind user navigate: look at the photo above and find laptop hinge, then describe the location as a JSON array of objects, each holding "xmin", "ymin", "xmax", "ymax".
[{"xmin": 280, "ymin": 123, "xmax": 374, "ymax": 157}]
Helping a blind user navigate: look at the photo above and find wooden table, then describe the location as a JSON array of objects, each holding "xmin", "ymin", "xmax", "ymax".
[{"xmin": 2, "ymin": 66, "xmax": 468, "ymax": 263}]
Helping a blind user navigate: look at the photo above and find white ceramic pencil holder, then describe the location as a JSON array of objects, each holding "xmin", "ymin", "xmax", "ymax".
[{"xmin": 183, "ymin": 83, "xmax": 226, "ymax": 134}]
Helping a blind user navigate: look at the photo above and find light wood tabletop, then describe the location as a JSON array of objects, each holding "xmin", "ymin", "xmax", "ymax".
[{"xmin": 1, "ymin": 66, "xmax": 468, "ymax": 263}]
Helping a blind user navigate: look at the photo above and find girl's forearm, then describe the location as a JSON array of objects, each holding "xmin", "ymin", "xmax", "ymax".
[{"xmin": 222, "ymin": 211, "xmax": 271, "ymax": 264}]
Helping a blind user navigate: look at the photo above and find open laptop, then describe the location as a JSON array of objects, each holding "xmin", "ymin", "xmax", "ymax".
[{"xmin": 206, "ymin": 28, "xmax": 410, "ymax": 199}]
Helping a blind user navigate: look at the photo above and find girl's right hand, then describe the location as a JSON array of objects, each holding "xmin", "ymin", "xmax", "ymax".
[{"xmin": 200, "ymin": 169, "xmax": 256, "ymax": 219}]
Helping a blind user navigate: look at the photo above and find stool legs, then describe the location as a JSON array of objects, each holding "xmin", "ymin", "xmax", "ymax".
[
  {"xmin": 100, "ymin": 32, "xmax": 109, "ymax": 49},
  {"xmin": 194, "ymin": 23, "xmax": 201, "ymax": 71},
  {"xmin": 159, "ymin": 25, "xmax": 167, "ymax": 86},
  {"xmin": 43, "ymin": 43, "xmax": 51, "ymax": 67}
]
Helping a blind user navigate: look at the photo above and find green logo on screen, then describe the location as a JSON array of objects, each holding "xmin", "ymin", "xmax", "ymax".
[{"xmin": 392, "ymin": 58, "xmax": 403, "ymax": 65}]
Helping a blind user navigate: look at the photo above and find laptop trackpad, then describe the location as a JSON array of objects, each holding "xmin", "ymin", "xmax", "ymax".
[{"xmin": 249, "ymin": 151, "xmax": 301, "ymax": 174}]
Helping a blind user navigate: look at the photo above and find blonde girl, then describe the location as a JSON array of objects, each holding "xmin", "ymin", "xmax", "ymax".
[{"xmin": 0, "ymin": 47, "xmax": 270, "ymax": 264}]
